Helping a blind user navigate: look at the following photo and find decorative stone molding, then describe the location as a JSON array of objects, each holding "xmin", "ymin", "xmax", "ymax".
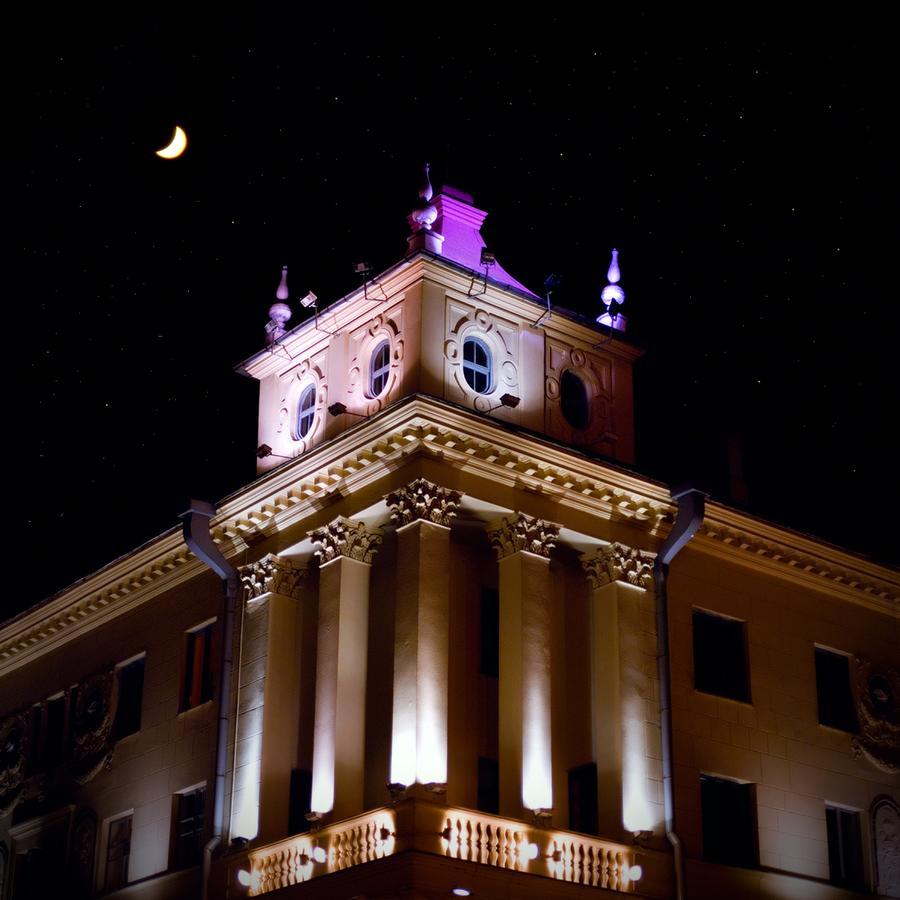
[
  {"xmin": 581, "ymin": 543, "xmax": 656, "ymax": 591},
  {"xmin": 0, "ymin": 711, "xmax": 30, "ymax": 798},
  {"xmin": 311, "ymin": 517, "xmax": 383, "ymax": 566},
  {"xmin": 240, "ymin": 554, "xmax": 309, "ymax": 602},
  {"xmin": 488, "ymin": 514, "xmax": 560, "ymax": 559},
  {"xmin": 385, "ymin": 478, "xmax": 462, "ymax": 528},
  {"xmin": 851, "ymin": 658, "xmax": 900, "ymax": 774},
  {"xmin": 871, "ymin": 796, "xmax": 900, "ymax": 898}
]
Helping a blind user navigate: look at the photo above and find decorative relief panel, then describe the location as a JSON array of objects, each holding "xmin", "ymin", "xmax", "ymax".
[
  {"xmin": 346, "ymin": 306, "xmax": 404, "ymax": 415},
  {"xmin": 240, "ymin": 554, "xmax": 309, "ymax": 602},
  {"xmin": 310, "ymin": 517, "xmax": 383, "ymax": 565},
  {"xmin": 872, "ymin": 796, "xmax": 900, "ymax": 899},
  {"xmin": 851, "ymin": 658, "xmax": 900, "ymax": 774},
  {"xmin": 444, "ymin": 300, "xmax": 519, "ymax": 413},
  {"xmin": 488, "ymin": 514, "xmax": 559, "ymax": 559},
  {"xmin": 545, "ymin": 338, "xmax": 615, "ymax": 450},
  {"xmin": 71, "ymin": 667, "xmax": 118, "ymax": 784},
  {"xmin": 581, "ymin": 543, "xmax": 656, "ymax": 591},
  {"xmin": 385, "ymin": 478, "xmax": 462, "ymax": 528},
  {"xmin": 0, "ymin": 711, "xmax": 30, "ymax": 815},
  {"xmin": 277, "ymin": 352, "xmax": 328, "ymax": 457}
]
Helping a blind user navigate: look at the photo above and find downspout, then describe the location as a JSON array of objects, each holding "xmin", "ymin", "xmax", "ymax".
[
  {"xmin": 181, "ymin": 500, "xmax": 239, "ymax": 900},
  {"xmin": 654, "ymin": 487, "xmax": 705, "ymax": 900}
]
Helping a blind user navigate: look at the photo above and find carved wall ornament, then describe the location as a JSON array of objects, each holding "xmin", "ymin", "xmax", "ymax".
[
  {"xmin": 71, "ymin": 667, "xmax": 117, "ymax": 784},
  {"xmin": 385, "ymin": 478, "xmax": 462, "ymax": 528},
  {"xmin": 0, "ymin": 711, "xmax": 30, "ymax": 798},
  {"xmin": 488, "ymin": 514, "xmax": 560, "ymax": 559},
  {"xmin": 241, "ymin": 554, "xmax": 309, "ymax": 602},
  {"xmin": 851, "ymin": 658, "xmax": 900, "ymax": 774},
  {"xmin": 310, "ymin": 517, "xmax": 383, "ymax": 565},
  {"xmin": 69, "ymin": 809, "xmax": 97, "ymax": 898},
  {"xmin": 581, "ymin": 543, "xmax": 657, "ymax": 591},
  {"xmin": 872, "ymin": 796, "xmax": 900, "ymax": 899}
]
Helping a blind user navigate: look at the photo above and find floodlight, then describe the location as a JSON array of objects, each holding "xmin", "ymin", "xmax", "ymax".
[{"xmin": 299, "ymin": 291, "xmax": 318, "ymax": 309}]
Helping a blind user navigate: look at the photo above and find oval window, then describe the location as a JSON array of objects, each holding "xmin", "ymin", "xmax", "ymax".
[
  {"xmin": 560, "ymin": 370, "xmax": 590, "ymax": 429},
  {"xmin": 462, "ymin": 337, "xmax": 492, "ymax": 394},
  {"xmin": 297, "ymin": 384, "xmax": 316, "ymax": 438},
  {"xmin": 370, "ymin": 340, "xmax": 391, "ymax": 397}
]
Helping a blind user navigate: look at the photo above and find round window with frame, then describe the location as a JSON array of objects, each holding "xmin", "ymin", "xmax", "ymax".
[
  {"xmin": 462, "ymin": 336, "xmax": 492, "ymax": 394},
  {"xmin": 369, "ymin": 340, "xmax": 391, "ymax": 397},
  {"xmin": 297, "ymin": 383, "xmax": 316, "ymax": 439},
  {"xmin": 560, "ymin": 369, "xmax": 590, "ymax": 430}
]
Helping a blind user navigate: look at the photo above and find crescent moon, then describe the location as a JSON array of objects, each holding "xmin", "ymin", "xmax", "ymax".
[{"xmin": 155, "ymin": 126, "xmax": 187, "ymax": 159}]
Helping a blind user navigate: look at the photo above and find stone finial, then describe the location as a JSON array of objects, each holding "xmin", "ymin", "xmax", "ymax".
[
  {"xmin": 310, "ymin": 517, "xmax": 383, "ymax": 565},
  {"xmin": 488, "ymin": 513, "xmax": 560, "ymax": 560},
  {"xmin": 276, "ymin": 265, "xmax": 290, "ymax": 300},
  {"xmin": 580, "ymin": 543, "xmax": 656, "ymax": 590},
  {"xmin": 598, "ymin": 248, "xmax": 627, "ymax": 332},
  {"xmin": 240, "ymin": 554, "xmax": 309, "ymax": 601},
  {"xmin": 385, "ymin": 478, "xmax": 462, "ymax": 528},
  {"xmin": 410, "ymin": 162, "xmax": 438, "ymax": 232}
]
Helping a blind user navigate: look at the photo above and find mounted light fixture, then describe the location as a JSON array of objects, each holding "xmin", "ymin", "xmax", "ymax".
[
  {"xmin": 299, "ymin": 291, "xmax": 318, "ymax": 309},
  {"xmin": 485, "ymin": 393, "xmax": 520, "ymax": 414},
  {"xmin": 480, "ymin": 248, "xmax": 496, "ymax": 267},
  {"xmin": 328, "ymin": 402, "xmax": 368, "ymax": 419},
  {"xmin": 256, "ymin": 443, "xmax": 293, "ymax": 461}
]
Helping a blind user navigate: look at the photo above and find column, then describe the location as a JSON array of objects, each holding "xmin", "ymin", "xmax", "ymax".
[
  {"xmin": 581, "ymin": 543, "xmax": 657, "ymax": 839},
  {"xmin": 384, "ymin": 478, "xmax": 461, "ymax": 793},
  {"xmin": 488, "ymin": 513, "xmax": 560, "ymax": 822},
  {"xmin": 308, "ymin": 517, "xmax": 382, "ymax": 822},
  {"xmin": 232, "ymin": 555, "xmax": 309, "ymax": 843}
]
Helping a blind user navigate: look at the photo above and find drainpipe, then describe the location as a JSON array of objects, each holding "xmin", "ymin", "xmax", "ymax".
[
  {"xmin": 654, "ymin": 486, "xmax": 705, "ymax": 900},
  {"xmin": 181, "ymin": 500, "xmax": 239, "ymax": 900}
]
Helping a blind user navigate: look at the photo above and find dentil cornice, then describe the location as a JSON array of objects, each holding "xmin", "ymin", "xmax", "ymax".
[
  {"xmin": 488, "ymin": 513, "xmax": 560, "ymax": 559},
  {"xmin": 385, "ymin": 478, "xmax": 462, "ymax": 529},
  {"xmin": 240, "ymin": 554, "xmax": 309, "ymax": 602},
  {"xmin": 581, "ymin": 543, "xmax": 657, "ymax": 591},
  {"xmin": 310, "ymin": 517, "xmax": 383, "ymax": 565}
]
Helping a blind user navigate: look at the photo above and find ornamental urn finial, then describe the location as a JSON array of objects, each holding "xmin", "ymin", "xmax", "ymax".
[
  {"xmin": 266, "ymin": 265, "xmax": 292, "ymax": 344},
  {"xmin": 410, "ymin": 162, "xmax": 438, "ymax": 232}
]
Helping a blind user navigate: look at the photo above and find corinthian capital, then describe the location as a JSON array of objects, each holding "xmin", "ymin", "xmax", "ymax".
[
  {"xmin": 488, "ymin": 513, "xmax": 560, "ymax": 560},
  {"xmin": 310, "ymin": 516, "xmax": 383, "ymax": 565},
  {"xmin": 581, "ymin": 543, "xmax": 656, "ymax": 590},
  {"xmin": 385, "ymin": 478, "xmax": 462, "ymax": 528},
  {"xmin": 240, "ymin": 554, "xmax": 309, "ymax": 601}
]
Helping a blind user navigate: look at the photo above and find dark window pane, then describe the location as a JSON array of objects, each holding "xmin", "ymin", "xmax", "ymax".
[
  {"xmin": 174, "ymin": 788, "xmax": 205, "ymax": 869},
  {"xmin": 288, "ymin": 768, "xmax": 312, "ymax": 835},
  {"xmin": 462, "ymin": 338, "xmax": 492, "ymax": 394},
  {"xmin": 477, "ymin": 757, "xmax": 499, "ymax": 814},
  {"xmin": 700, "ymin": 775, "xmax": 757, "ymax": 868},
  {"xmin": 568, "ymin": 762, "xmax": 598, "ymax": 835},
  {"xmin": 370, "ymin": 341, "xmax": 390, "ymax": 396},
  {"xmin": 113, "ymin": 658, "xmax": 145, "ymax": 740},
  {"xmin": 826, "ymin": 806, "xmax": 864, "ymax": 890},
  {"xmin": 298, "ymin": 385, "xmax": 316, "ymax": 438},
  {"xmin": 479, "ymin": 588, "xmax": 499, "ymax": 678},
  {"xmin": 693, "ymin": 610, "xmax": 750, "ymax": 702},
  {"xmin": 560, "ymin": 370, "xmax": 590, "ymax": 430},
  {"xmin": 815, "ymin": 649, "xmax": 857, "ymax": 732},
  {"xmin": 105, "ymin": 815, "xmax": 132, "ymax": 891}
]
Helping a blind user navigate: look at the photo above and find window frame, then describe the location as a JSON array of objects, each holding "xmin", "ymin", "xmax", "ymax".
[
  {"xmin": 560, "ymin": 368, "xmax": 591, "ymax": 430},
  {"xmin": 462, "ymin": 336, "xmax": 493, "ymax": 395},
  {"xmin": 814, "ymin": 646, "xmax": 858, "ymax": 733},
  {"xmin": 113, "ymin": 653, "xmax": 146, "ymax": 741},
  {"xmin": 181, "ymin": 620, "xmax": 217, "ymax": 713},
  {"xmin": 700, "ymin": 774, "xmax": 758, "ymax": 869},
  {"xmin": 692, "ymin": 607, "xmax": 752, "ymax": 704},
  {"xmin": 297, "ymin": 383, "xmax": 317, "ymax": 439},
  {"xmin": 172, "ymin": 785, "xmax": 206, "ymax": 871},
  {"xmin": 369, "ymin": 339, "xmax": 391, "ymax": 397},
  {"xmin": 102, "ymin": 811, "xmax": 133, "ymax": 892},
  {"xmin": 825, "ymin": 804, "xmax": 865, "ymax": 890}
]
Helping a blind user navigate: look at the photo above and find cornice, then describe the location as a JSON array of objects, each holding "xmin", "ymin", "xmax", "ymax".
[{"xmin": 3, "ymin": 397, "xmax": 896, "ymax": 675}]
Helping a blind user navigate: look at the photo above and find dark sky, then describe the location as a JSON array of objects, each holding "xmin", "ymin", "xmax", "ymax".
[{"xmin": 11, "ymin": 15, "xmax": 897, "ymax": 620}]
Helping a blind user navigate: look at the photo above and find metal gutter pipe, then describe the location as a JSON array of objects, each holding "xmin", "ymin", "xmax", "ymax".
[
  {"xmin": 654, "ymin": 487, "xmax": 706, "ymax": 900},
  {"xmin": 180, "ymin": 499, "xmax": 239, "ymax": 900}
]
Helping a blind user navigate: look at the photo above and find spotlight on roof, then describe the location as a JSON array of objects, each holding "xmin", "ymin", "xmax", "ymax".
[
  {"xmin": 299, "ymin": 291, "xmax": 318, "ymax": 309},
  {"xmin": 480, "ymin": 248, "xmax": 496, "ymax": 267},
  {"xmin": 311, "ymin": 846, "xmax": 327, "ymax": 864},
  {"xmin": 236, "ymin": 869, "xmax": 252, "ymax": 887},
  {"xmin": 328, "ymin": 403, "xmax": 348, "ymax": 417},
  {"xmin": 499, "ymin": 393, "xmax": 520, "ymax": 409},
  {"xmin": 451, "ymin": 890, "xmax": 472, "ymax": 897},
  {"xmin": 543, "ymin": 273, "xmax": 561, "ymax": 290},
  {"xmin": 353, "ymin": 261, "xmax": 372, "ymax": 275},
  {"xmin": 256, "ymin": 443, "xmax": 273, "ymax": 459}
]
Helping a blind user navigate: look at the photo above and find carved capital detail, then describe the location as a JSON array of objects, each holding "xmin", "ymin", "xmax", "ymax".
[
  {"xmin": 385, "ymin": 478, "xmax": 462, "ymax": 528},
  {"xmin": 240, "ymin": 554, "xmax": 309, "ymax": 601},
  {"xmin": 488, "ymin": 514, "xmax": 560, "ymax": 559},
  {"xmin": 310, "ymin": 517, "xmax": 383, "ymax": 565},
  {"xmin": 581, "ymin": 543, "xmax": 656, "ymax": 590}
]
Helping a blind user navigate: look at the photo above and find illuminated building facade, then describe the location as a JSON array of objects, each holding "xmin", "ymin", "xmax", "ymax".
[{"xmin": 1, "ymin": 179, "xmax": 898, "ymax": 900}]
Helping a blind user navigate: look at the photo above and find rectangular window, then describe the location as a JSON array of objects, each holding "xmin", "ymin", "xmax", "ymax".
[
  {"xmin": 173, "ymin": 787, "xmax": 206, "ymax": 869},
  {"xmin": 693, "ymin": 609, "xmax": 750, "ymax": 703},
  {"xmin": 113, "ymin": 656, "xmax": 146, "ymax": 740},
  {"xmin": 477, "ymin": 757, "xmax": 499, "ymax": 815},
  {"xmin": 105, "ymin": 814, "xmax": 132, "ymax": 891},
  {"xmin": 568, "ymin": 762, "xmax": 599, "ymax": 835},
  {"xmin": 815, "ymin": 648, "xmax": 857, "ymax": 732},
  {"xmin": 479, "ymin": 588, "xmax": 499, "ymax": 678},
  {"xmin": 182, "ymin": 622, "xmax": 216, "ymax": 711},
  {"xmin": 826, "ymin": 805, "xmax": 864, "ymax": 890},
  {"xmin": 700, "ymin": 774, "xmax": 757, "ymax": 868}
]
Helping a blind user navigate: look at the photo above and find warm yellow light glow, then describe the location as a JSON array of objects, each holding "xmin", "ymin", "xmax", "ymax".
[
  {"xmin": 231, "ymin": 733, "xmax": 262, "ymax": 840},
  {"xmin": 522, "ymin": 684, "xmax": 553, "ymax": 810},
  {"xmin": 621, "ymin": 700, "xmax": 654, "ymax": 833},
  {"xmin": 389, "ymin": 723, "xmax": 416, "ymax": 787},
  {"xmin": 155, "ymin": 125, "xmax": 187, "ymax": 159}
]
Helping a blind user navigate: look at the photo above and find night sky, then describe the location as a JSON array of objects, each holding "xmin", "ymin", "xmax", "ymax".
[{"xmin": 12, "ymin": 16, "xmax": 897, "ymax": 621}]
